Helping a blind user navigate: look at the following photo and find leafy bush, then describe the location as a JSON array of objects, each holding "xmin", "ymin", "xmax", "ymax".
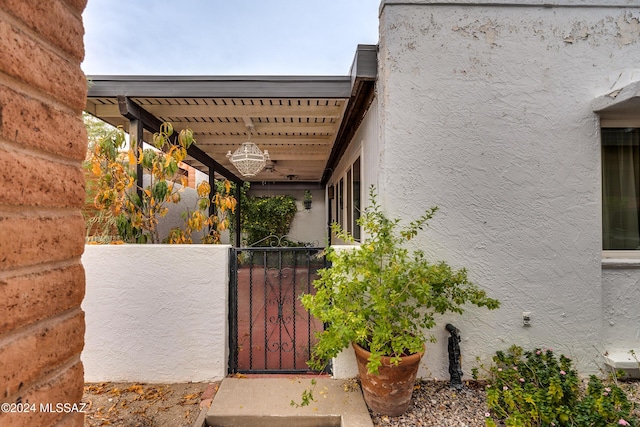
[
  {"xmin": 478, "ymin": 345, "xmax": 637, "ymax": 427},
  {"xmin": 242, "ymin": 194, "xmax": 298, "ymax": 246},
  {"xmin": 222, "ymin": 182, "xmax": 309, "ymax": 248},
  {"xmin": 301, "ymin": 186, "xmax": 500, "ymax": 374}
]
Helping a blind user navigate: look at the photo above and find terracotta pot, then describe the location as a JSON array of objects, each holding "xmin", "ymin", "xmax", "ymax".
[{"xmin": 352, "ymin": 342, "xmax": 424, "ymax": 416}]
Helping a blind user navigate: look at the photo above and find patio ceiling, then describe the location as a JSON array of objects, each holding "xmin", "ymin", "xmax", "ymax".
[{"xmin": 85, "ymin": 45, "xmax": 377, "ymax": 185}]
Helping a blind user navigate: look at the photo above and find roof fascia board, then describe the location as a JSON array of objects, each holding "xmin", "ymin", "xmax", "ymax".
[
  {"xmin": 321, "ymin": 80, "xmax": 376, "ymax": 185},
  {"xmin": 322, "ymin": 45, "xmax": 378, "ymax": 184},
  {"xmin": 88, "ymin": 76, "xmax": 352, "ymax": 99},
  {"xmin": 349, "ymin": 45, "xmax": 377, "ymax": 96}
]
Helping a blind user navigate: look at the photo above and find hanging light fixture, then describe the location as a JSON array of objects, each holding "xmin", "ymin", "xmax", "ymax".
[{"xmin": 226, "ymin": 122, "xmax": 269, "ymax": 177}]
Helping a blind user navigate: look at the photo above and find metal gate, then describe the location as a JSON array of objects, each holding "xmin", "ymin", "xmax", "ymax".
[{"xmin": 229, "ymin": 245, "xmax": 326, "ymax": 374}]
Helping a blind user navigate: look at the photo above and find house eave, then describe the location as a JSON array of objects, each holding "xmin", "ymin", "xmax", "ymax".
[
  {"xmin": 85, "ymin": 45, "xmax": 379, "ymax": 184},
  {"xmin": 87, "ymin": 75, "xmax": 353, "ymax": 99}
]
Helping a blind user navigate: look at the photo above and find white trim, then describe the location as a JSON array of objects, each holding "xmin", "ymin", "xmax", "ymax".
[
  {"xmin": 602, "ymin": 250, "xmax": 640, "ymax": 259},
  {"xmin": 601, "ymin": 118, "xmax": 640, "ymax": 128},
  {"xmin": 602, "ymin": 252, "xmax": 640, "ymax": 268}
]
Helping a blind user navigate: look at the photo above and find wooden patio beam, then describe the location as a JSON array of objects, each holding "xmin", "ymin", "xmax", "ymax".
[{"xmin": 117, "ymin": 95, "xmax": 242, "ymax": 184}]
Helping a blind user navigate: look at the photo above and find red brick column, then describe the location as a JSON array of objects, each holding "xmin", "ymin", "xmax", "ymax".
[
  {"xmin": 0, "ymin": 1, "xmax": 88, "ymax": 426},
  {"xmin": 187, "ymin": 164, "xmax": 197, "ymax": 188}
]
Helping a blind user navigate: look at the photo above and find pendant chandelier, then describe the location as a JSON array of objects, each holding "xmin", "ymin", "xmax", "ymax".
[{"xmin": 226, "ymin": 124, "xmax": 269, "ymax": 177}]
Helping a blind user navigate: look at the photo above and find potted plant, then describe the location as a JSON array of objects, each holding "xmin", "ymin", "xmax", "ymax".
[
  {"xmin": 301, "ymin": 186, "xmax": 500, "ymax": 416},
  {"xmin": 303, "ymin": 190, "xmax": 313, "ymax": 210}
]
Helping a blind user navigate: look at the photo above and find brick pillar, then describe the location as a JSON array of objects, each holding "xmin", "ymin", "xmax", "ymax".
[
  {"xmin": 0, "ymin": 1, "xmax": 88, "ymax": 426},
  {"xmin": 188, "ymin": 164, "xmax": 197, "ymax": 188}
]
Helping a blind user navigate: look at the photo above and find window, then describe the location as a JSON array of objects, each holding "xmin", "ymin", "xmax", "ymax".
[
  {"xmin": 338, "ymin": 178, "xmax": 344, "ymax": 229},
  {"xmin": 602, "ymin": 128, "xmax": 640, "ymax": 250},
  {"xmin": 353, "ymin": 158, "xmax": 361, "ymax": 240},
  {"xmin": 330, "ymin": 157, "xmax": 362, "ymax": 242},
  {"xmin": 347, "ymin": 168, "xmax": 353, "ymax": 236}
]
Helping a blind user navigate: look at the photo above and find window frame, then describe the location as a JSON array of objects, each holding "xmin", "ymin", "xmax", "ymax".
[
  {"xmin": 601, "ymin": 124, "xmax": 640, "ymax": 259},
  {"xmin": 330, "ymin": 155, "xmax": 362, "ymax": 243}
]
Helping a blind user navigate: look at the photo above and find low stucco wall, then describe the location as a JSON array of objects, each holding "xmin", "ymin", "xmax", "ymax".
[{"xmin": 82, "ymin": 244, "xmax": 230, "ymax": 383}]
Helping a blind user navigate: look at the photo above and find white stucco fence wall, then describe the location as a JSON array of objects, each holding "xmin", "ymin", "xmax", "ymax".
[{"xmin": 82, "ymin": 244, "xmax": 229, "ymax": 383}]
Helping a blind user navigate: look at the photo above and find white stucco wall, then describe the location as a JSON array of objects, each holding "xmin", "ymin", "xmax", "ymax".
[
  {"xmin": 361, "ymin": 99, "xmax": 381, "ymax": 200},
  {"xmin": 601, "ymin": 263, "xmax": 640, "ymax": 350},
  {"xmin": 82, "ymin": 244, "xmax": 229, "ymax": 382},
  {"xmin": 154, "ymin": 184, "xmax": 201, "ymax": 242},
  {"xmin": 150, "ymin": 171, "xmax": 224, "ymax": 244},
  {"xmin": 328, "ymin": 99, "xmax": 379, "ymax": 246},
  {"xmin": 288, "ymin": 189, "xmax": 326, "ymax": 245},
  {"xmin": 374, "ymin": 0, "xmax": 640, "ymax": 378},
  {"xmin": 247, "ymin": 188, "xmax": 327, "ymax": 246},
  {"xmin": 330, "ymin": 99, "xmax": 379, "ymax": 205}
]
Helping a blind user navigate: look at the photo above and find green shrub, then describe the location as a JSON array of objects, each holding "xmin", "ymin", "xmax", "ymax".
[
  {"xmin": 478, "ymin": 345, "xmax": 637, "ymax": 427},
  {"xmin": 242, "ymin": 194, "xmax": 298, "ymax": 246},
  {"xmin": 301, "ymin": 186, "xmax": 500, "ymax": 374}
]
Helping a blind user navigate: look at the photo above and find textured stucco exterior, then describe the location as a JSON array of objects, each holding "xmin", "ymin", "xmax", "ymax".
[
  {"xmin": 365, "ymin": 0, "xmax": 640, "ymax": 378},
  {"xmin": 82, "ymin": 245, "xmax": 229, "ymax": 382},
  {"xmin": 601, "ymin": 263, "xmax": 640, "ymax": 350}
]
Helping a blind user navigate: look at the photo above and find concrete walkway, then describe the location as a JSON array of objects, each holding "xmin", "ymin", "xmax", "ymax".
[{"xmin": 205, "ymin": 377, "xmax": 373, "ymax": 427}]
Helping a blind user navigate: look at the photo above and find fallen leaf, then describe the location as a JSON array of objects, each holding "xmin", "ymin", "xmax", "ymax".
[
  {"xmin": 127, "ymin": 384, "xmax": 144, "ymax": 395},
  {"xmin": 183, "ymin": 393, "xmax": 200, "ymax": 400}
]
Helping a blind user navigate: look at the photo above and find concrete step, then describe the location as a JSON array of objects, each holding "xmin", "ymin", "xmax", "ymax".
[{"xmin": 205, "ymin": 377, "xmax": 373, "ymax": 427}]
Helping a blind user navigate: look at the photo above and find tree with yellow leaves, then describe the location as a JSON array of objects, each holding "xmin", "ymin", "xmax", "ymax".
[
  {"xmin": 86, "ymin": 121, "xmax": 235, "ymax": 244},
  {"xmin": 165, "ymin": 179, "xmax": 236, "ymax": 244}
]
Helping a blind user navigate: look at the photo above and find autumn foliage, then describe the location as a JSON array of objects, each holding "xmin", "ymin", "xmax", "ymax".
[
  {"xmin": 166, "ymin": 179, "xmax": 236, "ymax": 244},
  {"xmin": 86, "ymin": 122, "xmax": 235, "ymax": 244}
]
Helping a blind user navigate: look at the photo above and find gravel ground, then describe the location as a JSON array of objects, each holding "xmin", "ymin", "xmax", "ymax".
[
  {"xmin": 369, "ymin": 379, "xmax": 640, "ymax": 427},
  {"xmin": 369, "ymin": 380, "xmax": 488, "ymax": 427},
  {"xmin": 82, "ymin": 378, "xmax": 639, "ymax": 426}
]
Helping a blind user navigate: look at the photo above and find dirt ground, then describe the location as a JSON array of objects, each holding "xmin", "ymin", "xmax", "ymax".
[{"xmin": 82, "ymin": 382, "xmax": 219, "ymax": 427}]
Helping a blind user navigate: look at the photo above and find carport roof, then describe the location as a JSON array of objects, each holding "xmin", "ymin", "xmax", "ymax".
[{"xmin": 85, "ymin": 45, "xmax": 377, "ymax": 185}]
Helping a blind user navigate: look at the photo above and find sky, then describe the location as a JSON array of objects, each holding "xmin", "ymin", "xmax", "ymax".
[{"xmin": 82, "ymin": 0, "xmax": 381, "ymax": 76}]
